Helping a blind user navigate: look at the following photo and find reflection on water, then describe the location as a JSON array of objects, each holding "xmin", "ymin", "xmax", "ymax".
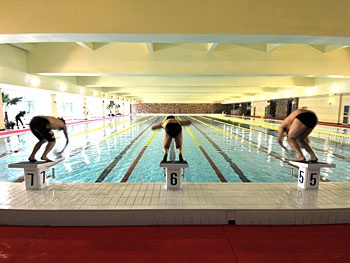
[{"xmin": 0, "ymin": 115, "xmax": 347, "ymax": 183}]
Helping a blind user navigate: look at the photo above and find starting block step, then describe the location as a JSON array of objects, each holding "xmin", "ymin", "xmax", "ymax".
[
  {"xmin": 8, "ymin": 161, "xmax": 57, "ymax": 169},
  {"xmin": 160, "ymin": 161, "xmax": 189, "ymax": 190},
  {"xmin": 160, "ymin": 161, "xmax": 189, "ymax": 168},
  {"xmin": 289, "ymin": 161, "xmax": 336, "ymax": 190},
  {"xmin": 8, "ymin": 161, "xmax": 59, "ymax": 190}
]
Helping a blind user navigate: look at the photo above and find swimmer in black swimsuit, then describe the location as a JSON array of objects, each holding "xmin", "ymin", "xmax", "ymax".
[
  {"xmin": 28, "ymin": 116, "xmax": 69, "ymax": 162},
  {"xmin": 151, "ymin": 116, "xmax": 191, "ymax": 162},
  {"xmin": 277, "ymin": 109, "xmax": 318, "ymax": 162},
  {"xmin": 15, "ymin": 111, "xmax": 26, "ymax": 128}
]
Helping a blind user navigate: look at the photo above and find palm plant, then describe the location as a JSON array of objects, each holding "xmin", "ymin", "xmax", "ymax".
[{"xmin": 2, "ymin": 92, "xmax": 23, "ymax": 122}]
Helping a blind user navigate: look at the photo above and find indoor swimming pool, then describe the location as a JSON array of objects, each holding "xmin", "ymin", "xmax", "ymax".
[{"xmin": 0, "ymin": 115, "xmax": 348, "ymax": 183}]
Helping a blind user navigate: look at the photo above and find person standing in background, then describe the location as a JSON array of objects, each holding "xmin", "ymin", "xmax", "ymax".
[{"xmin": 15, "ymin": 111, "xmax": 26, "ymax": 129}]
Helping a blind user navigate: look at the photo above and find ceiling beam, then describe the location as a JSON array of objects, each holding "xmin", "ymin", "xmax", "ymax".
[
  {"xmin": 76, "ymin": 42, "xmax": 95, "ymax": 51},
  {"xmin": 238, "ymin": 44, "xmax": 283, "ymax": 52},
  {"xmin": 310, "ymin": 44, "xmax": 349, "ymax": 53},
  {"xmin": 145, "ymin": 43, "xmax": 154, "ymax": 52},
  {"xmin": 10, "ymin": 43, "xmax": 34, "ymax": 52},
  {"xmin": 266, "ymin": 44, "xmax": 282, "ymax": 52},
  {"xmin": 207, "ymin": 43, "xmax": 218, "ymax": 53}
]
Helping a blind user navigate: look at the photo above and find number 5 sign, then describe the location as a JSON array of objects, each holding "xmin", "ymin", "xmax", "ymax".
[
  {"xmin": 290, "ymin": 161, "xmax": 336, "ymax": 190},
  {"xmin": 298, "ymin": 168, "xmax": 320, "ymax": 190}
]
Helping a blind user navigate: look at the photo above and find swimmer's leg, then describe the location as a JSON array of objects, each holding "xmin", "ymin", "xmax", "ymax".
[
  {"xmin": 175, "ymin": 134, "xmax": 184, "ymax": 162},
  {"xmin": 162, "ymin": 153, "xmax": 168, "ymax": 162},
  {"xmin": 176, "ymin": 147, "xmax": 184, "ymax": 162},
  {"xmin": 41, "ymin": 140, "xmax": 55, "ymax": 162},
  {"xmin": 179, "ymin": 153, "xmax": 184, "ymax": 162},
  {"xmin": 162, "ymin": 135, "xmax": 172, "ymax": 162},
  {"xmin": 28, "ymin": 140, "xmax": 45, "ymax": 162},
  {"xmin": 162, "ymin": 146, "xmax": 169, "ymax": 162}
]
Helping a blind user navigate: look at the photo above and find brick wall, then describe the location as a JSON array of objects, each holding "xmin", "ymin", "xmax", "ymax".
[{"xmin": 131, "ymin": 103, "xmax": 222, "ymax": 114}]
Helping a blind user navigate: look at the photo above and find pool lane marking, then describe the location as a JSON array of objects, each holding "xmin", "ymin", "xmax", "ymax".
[
  {"xmin": 96, "ymin": 117, "xmax": 160, "ymax": 183},
  {"xmin": 192, "ymin": 116, "xmax": 288, "ymax": 164},
  {"xmin": 71, "ymin": 116, "xmax": 145, "ymax": 139},
  {"xmin": 181, "ymin": 118, "xmax": 227, "ymax": 183},
  {"xmin": 53, "ymin": 116, "xmax": 145, "ymax": 142},
  {"xmin": 12, "ymin": 116, "xmax": 151, "ymax": 183},
  {"xmin": 210, "ymin": 115, "xmax": 350, "ymax": 143},
  {"xmin": 120, "ymin": 146, "xmax": 147, "ymax": 183},
  {"xmin": 99, "ymin": 117, "xmax": 153, "ymax": 142},
  {"xmin": 1, "ymin": 117, "xmax": 141, "ymax": 161},
  {"xmin": 203, "ymin": 115, "xmax": 350, "ymax": 162},
  {"xmin": 13, "ymin": 143, "xmax": 96, "ymax": 182},
  {"xmin": 190, "ymin": 121, "xmax": 250, "ymax": 182},
  {"xmin": 14, "ymin": 117, "xmax": 155, "ymax": 183},
  {"xmin": 120, "ymin": 117, "xmax": 168, "ymax": 182},
  {"xmin": 12, "ymin": 117, "xmax": 150, "ymax": 182},
  {"xmin": 120, "ymin": 119, "xmax": 165, "ymax": 183}
]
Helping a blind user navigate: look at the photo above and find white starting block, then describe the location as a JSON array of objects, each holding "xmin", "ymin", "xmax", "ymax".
[
  {"xmin": 160, "ymin": 161, "xmax": 189, "ymax": 190},
  {"xmin": 8, "ymin": 161, "xmax": 57, "ymax": 190},
  {"xmin": 289, "ymin": 161, "xmax": 336, "ymax": 190}
]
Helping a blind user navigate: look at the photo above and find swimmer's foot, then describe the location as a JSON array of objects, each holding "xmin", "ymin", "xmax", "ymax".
[
  {"xmin": 41, "ymin": 157, "xmax": 53, "ymax": 162},
  {"xmin": 292, "ymin": 157, "xmax": 306, "ymax": 162},
  {"xmin": 28, "ymin": 158, "xmax": 37, "ymax": 162},
  {"xmin": 179, "ymin": 154, "xmax": 184, "ymax": 162},
  {"xmin": 308, "ymin": 158, "xmax": 318, "ymax": 163},
  {"xmin": 162, "ymin": 154, "xmax": 168, "ymax": 162}
]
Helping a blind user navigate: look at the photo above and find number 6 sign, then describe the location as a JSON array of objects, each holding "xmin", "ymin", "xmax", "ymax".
[{"xmin": 160, "ymin": 161, "xmax": 189, "ymax": 190}]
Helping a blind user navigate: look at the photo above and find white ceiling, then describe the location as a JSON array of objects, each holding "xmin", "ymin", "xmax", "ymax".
[{"xmin": 2, "ymin": 33, "xmax": 350, "ymax": 104}]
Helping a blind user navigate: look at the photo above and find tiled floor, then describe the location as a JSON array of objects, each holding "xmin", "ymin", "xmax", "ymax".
[{"xmin": 1, "ymin": 181, "xmax": 349, "ymax": 226}]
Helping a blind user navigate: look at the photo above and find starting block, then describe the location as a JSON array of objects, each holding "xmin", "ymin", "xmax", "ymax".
[
  {"xmin": 160, "ymin": 161, "xmax": 189, "ymax": 190},
  {"xmin": 289, "ymin": 161, "xmax": 336, "ymax": 190},
  {"xmin": 8, "ymin": 161, "xmax": 57, "ymax": 190}
]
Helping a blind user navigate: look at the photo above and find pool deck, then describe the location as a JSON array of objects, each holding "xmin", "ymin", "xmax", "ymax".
[{"xmin": 1, "ymin": 181, "xmax": 349, "ymax": 226}]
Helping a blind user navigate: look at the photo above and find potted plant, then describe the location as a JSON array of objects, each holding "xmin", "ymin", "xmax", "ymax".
[
  {"xmin": 5, "ymin": 121, "xmax": 15, "ymax": 129},
  {"xmin": 106, "ymin": 101, "xmax": 115, "ymax": 116},
  {"xmin": 2, "ymin": 92, "xmax": 23, "ymax": 122}
]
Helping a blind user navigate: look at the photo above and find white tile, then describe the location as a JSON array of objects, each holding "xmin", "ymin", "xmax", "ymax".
[{"xmin": 0, "ymin": 182, "xmax": 350, "ymax": 226}]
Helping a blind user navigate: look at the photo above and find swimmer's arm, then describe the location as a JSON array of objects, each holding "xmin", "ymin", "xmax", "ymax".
[
  {"xmin": 277, "ymin": 125, "xmax": 288, "ymax": 150},
  {"xmin": 180, "ymin": 120, "xmax": 191, "ymax": 126},
  {"xmin": 63, "ymin": 128, "xmax": 69, "ymax": 145},
  {"xmin": 57, "ymin": 127, "xmax": 69, "ymax": 154},
  {"xmin": 151, "ymin": 123, "xmax": 163, "ymax": 130}
]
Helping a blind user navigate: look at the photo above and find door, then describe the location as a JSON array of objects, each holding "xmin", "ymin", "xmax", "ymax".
[{"xmin": 343, "ymin": 105, "xmax": 349, "ymax": 124}]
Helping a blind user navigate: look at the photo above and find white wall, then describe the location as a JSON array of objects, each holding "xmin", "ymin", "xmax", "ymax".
[
  {"xmin": 298, "ymin": 95, "xmax": 341, "ymax": 123},
  {"xmin": 252, "ymin": 101, "xmax": 268, "ymax": 118}
]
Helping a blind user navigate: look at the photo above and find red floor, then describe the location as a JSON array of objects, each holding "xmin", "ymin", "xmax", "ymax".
[{"xmin": 0, "ymin": 225, "xmax": 349, "ymax": 262}]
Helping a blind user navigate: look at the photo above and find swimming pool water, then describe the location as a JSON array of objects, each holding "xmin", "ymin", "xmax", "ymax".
[{"xmin": 0, "ymin": 115, "xmax": 348, "ymax": 183}]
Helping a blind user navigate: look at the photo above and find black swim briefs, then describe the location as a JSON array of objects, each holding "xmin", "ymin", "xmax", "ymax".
[
  {"xmin": 165, "ymin": 122, "xmax": 182, "ymax": 138},
  {"xmin": 296, "ymin": 112, "xmax": 318, "ymax": 128},
  {"xmin": 29, "ymin": 117, "xmax": 55, "ymax": 142}
]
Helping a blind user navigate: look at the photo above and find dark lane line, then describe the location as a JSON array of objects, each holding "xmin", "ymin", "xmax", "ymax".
[
  {"xmin": 198, "ymin": 145, "xmax": 227, "ymax": 182},
  {"xmin": 201, "ymin": 116, "xmax": 290, "ymax": 163},
  {"xmin": 96, "ymin": 117, "xmax": 160, "ymax": 183},
  {"xmin": 181, "ymin": 116, "xmax": 227, "ymax": 183},
  {"xmin": 191, "ymin": 117, "xmax": 251, "ymax": 182},
  {"xmin": 120, "ymin": 146, "xmax": 147, "ymax": 183}
]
